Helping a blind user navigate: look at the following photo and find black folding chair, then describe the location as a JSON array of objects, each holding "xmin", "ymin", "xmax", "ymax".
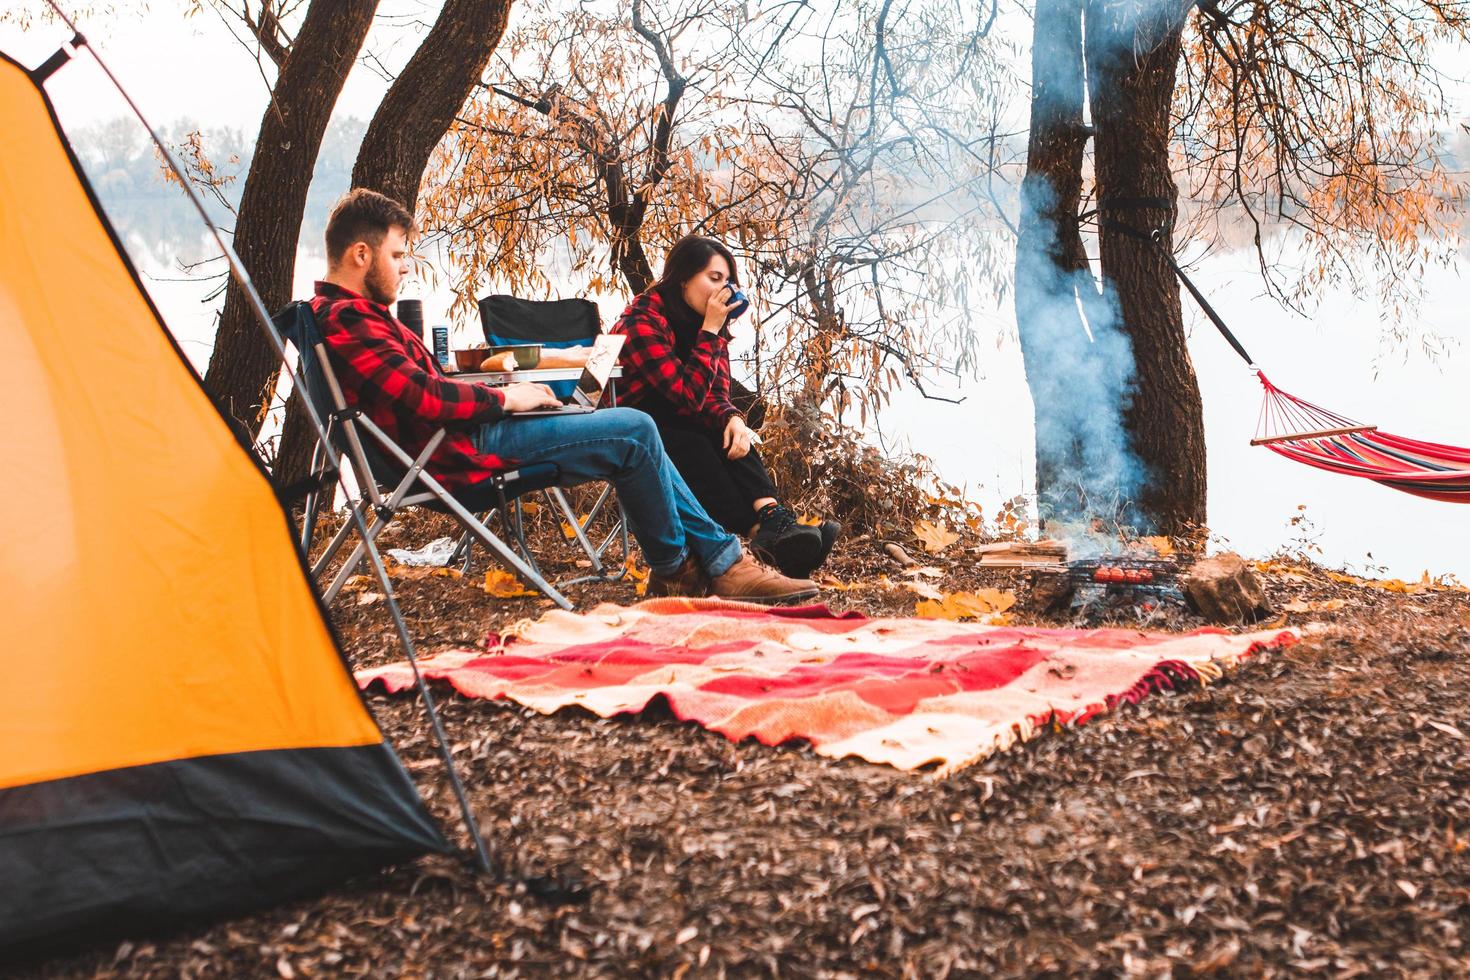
[
  {"xmin": 452, "ymin": 294, "xmax": 630, "ymax": 587},
  {"xmin": 276, "ymin": 302, "xmax": 573, "ymax": 610}
]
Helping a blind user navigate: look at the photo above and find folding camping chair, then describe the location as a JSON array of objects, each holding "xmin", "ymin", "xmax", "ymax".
[
  {"xmin": 447, "ymin": 294, "xmax": 630, "ymax": 587},
  {"xmin": 276, "ymin": 302, "xmax": 575, "ymax": 610}
]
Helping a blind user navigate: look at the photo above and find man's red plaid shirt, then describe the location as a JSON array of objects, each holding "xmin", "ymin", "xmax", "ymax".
[
  {"xmin": 611, "ymin": 290, "xmax": 741, "ymax": 432},
  {"xmin": 311, "ymin": 281, "xmax": 507, "ymax": 493}
]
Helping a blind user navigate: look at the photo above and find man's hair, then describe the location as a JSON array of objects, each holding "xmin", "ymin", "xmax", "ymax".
[{"xmin": 324, "ymin": 188, "xmax": 414, "ymax": 263}]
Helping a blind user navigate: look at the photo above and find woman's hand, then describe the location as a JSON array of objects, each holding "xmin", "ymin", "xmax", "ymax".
[
  {"xmin": 499, "ymin": 381, "xmax": 562, "ymax": 413},
  {"xmin": 723, "ymin": 415, "xmax": 753, "ymax": 459},
  {"xmin": 701, "ymin": 285, "xmax": 740, "ymax": 334}
]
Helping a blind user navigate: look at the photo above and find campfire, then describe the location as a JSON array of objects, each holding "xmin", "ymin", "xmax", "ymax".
[
  {"xmin": 1061, "ymin": 554, "xmax": 1187, "ymax": 617},
  {"xmin": 1018, "ymin": 543, "xmax": 1189, "ymax": 623}
]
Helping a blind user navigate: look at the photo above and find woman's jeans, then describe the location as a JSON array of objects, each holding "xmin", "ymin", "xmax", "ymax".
[{"xmin": 476, "ymin": 407, "xmax": 741, "ymax": 578}]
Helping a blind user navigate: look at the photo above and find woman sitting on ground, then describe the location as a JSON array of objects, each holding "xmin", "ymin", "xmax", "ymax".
[{"xmin": 612, "ymin": 235, "xmax": 840, "ymax": 578}]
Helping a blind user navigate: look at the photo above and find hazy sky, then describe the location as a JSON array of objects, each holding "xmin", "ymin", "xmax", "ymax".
[
  {"xmin": 1, "ymin": 2, "xmax": 424, "ymax": 128},
  {"xmin": 5, "ymin": 2, "xmax": 1468, "ymax": 579}
]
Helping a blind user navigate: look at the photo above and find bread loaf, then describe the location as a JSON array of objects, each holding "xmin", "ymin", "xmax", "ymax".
[
  {"xmin": 479, "ymin": 352, "xmax": 518, "ymax": 372},
  {"xmin": 537, "ymin": 347, "xmax": 592, "ymax": 369}
]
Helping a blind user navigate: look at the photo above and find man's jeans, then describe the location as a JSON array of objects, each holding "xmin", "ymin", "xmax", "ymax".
[{"xmin": 476, "ymin": 407, "xmax": 741, "ymax": 579}]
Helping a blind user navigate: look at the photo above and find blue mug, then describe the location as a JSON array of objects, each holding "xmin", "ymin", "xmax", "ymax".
[{"xmin": 723, "ymin": 283, "xmax": 750, "ymax": 326}]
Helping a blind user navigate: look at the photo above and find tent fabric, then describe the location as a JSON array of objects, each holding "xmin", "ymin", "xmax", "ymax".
[{"xmin": 0, "ymin": 50, "xmax": 444, "ymax": 952}]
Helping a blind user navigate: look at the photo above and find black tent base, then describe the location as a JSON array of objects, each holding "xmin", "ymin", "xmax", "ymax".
[{"xmin": 0, "ymin": 744, "xmax": 447, "ymax": 958}]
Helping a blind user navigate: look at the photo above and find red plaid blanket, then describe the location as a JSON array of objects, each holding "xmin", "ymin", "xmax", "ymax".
[{"xmin": 357, "ymin": 599, "xmax": 1295, "ymax": 774}]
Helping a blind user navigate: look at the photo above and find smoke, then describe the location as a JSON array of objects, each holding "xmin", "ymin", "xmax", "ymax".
[
  {"xmin": 1016, "ymin": 177, "xmax": 1149, "ymax": 551},
  {"xmin": 1010, "ymin": 0, "xmax": 1194, "ymax": 551}
]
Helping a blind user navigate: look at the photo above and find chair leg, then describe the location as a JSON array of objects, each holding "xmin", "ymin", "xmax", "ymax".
[
  {"xmin": 312, "ymin": 499, "xmax": 369, "ymax": 579},
  {"xmin": 299, "ymin": 488, "xmax": 321, "ymax": 555},
  {"xmin": 507, "ymin": 497, "xmax": 544, "ymax": 579},
  {"xmin": 450, "ymin": 528, "xmax": 474, "ymax": 574},
  {"xmin": 324, "ymin": 510, "xmax": 395, "ymax": 603},
  {"xmin": 549, "ymin": 486, "xmax": 605, "ymax": 577},
  {"xmin": 298, "ymin": 424, "xmax": 331, "ymax": 555}
]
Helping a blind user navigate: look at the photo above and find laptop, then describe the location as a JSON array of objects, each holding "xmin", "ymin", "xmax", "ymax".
[{"xmin": 508, "ymin": 333, "xmax": 625, "ymax": 417}]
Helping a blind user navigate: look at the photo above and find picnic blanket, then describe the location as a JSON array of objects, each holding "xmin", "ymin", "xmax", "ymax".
[{"xmin": 357, "ymin": 599, "xmax": 1296, "ymax": 775}]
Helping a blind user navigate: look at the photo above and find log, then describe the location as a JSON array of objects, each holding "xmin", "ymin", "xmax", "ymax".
[
  {"xmin": 1181, "ymin": 553, "xmax": 1272, "ymax": 624},
  {"xmin": 976, "ymin": 540, "xmax": 1067, "ymax": 566}
]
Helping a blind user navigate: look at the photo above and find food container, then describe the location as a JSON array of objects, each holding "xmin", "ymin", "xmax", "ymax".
[
  {"xmin": 484, "ymin": 344, "xmax": 542, "ymax": 370},
  {"xmin": 454, "ymin": 347, "xmax": 491, "ymax": 372}
]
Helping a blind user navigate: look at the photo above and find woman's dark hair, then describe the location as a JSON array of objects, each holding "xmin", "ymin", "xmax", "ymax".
[{"xmin": 652, "ymin": 235, "xmax": 740, "ymax": 303}]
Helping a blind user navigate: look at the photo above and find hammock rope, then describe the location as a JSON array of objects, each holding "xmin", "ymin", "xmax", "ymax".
[{"xmin": 1099, "ymin": 207, "xmax": 1470, "ymax": 503}]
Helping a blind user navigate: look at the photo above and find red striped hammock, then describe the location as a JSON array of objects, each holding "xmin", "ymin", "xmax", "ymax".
[
  {"xmin": 1254, "ymin": 373, "xmax": 1470, "ymax": 503},
  {"xmin": 1104, "ymin": 210, "xmax": 1470, "ymax": 505}
]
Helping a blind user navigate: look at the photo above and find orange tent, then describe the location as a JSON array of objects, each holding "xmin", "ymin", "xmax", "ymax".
[{"xmin": 0, "ymin": 48, "xmax": 444, "ymax": 952}]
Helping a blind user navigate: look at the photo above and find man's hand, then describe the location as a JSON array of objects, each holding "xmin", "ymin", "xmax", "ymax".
[
  {"xmin": 723, "ymin": 415, "xmax": 753, "ymax": 459},
  {"xmin": 499, "ymin": 381, "xmax": 562, "ymax": 413}
]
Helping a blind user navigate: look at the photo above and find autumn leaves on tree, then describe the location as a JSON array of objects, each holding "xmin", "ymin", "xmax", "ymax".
[{"xmin": 134, "ymin": 0, "xmax": 1468, "ymax": 536}]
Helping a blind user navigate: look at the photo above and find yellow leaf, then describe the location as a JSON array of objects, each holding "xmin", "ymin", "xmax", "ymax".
[
  {"xmin": 387, "ymin": 564, "xmax": 461, "ymax": 581},
  {"xmin": 1140, "ymin": 535, "xmax": 1175, "ymax": 557},
  {"xmin": 913, "ymin": 520, "xmax": 960, "ymax": 554},
  {"xmin": 1282, "ymin": 598, "xmax": 1346, "ymax": 613},
  {"xmin": 484, "ymin": 568, "xmax": 537, "ymax": 598},
  {"xmin": 915, "ymin": 588, "xmax": 1017, "ymax": 621},
  {"xmin": 905, "ymin": 580, "xmax": 946, "ymax": 601}
]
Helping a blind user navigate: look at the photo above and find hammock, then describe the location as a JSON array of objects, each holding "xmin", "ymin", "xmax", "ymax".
[
  {"xmin": 1101, "ymin": 205, "xmax": 1470, "ymax": 505},
  {"xmin": 1253, "ymin": 374, "xmax": 1470, "ymax": 503}
]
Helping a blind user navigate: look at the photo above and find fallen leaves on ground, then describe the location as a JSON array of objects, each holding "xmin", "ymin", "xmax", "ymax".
[
  {"xmin": 561, "ymin": 514, "xmax": 592, "ymax": 540},
  {"xmin": 388, "ymin": 564, "xmax": 461, "ymax": 581},
  {"xmin": 484, "ymin": 568, "xmax": 539, "ymax": 598},
  {"xmin": 904, "ymin": 580, "xmax": 946, "ymax": 601},
  {"xmin": 915, "ymin": 587, "xmax": 1017, "ymax": 622},
  {"xmin": 1282, "ymin": 598, "xmax": 1348, "ymax": 613},
  {"xmin": 625, "ymin": 557, "xmax": 650, "ymax": 597},
  {"xmin": 814, "ymin": 573, "xmax": 853, "ymax": 591},
  {"xmin": 1140, "ymin": 535, "xmax": 1176, "ymax": 557},
  {"xmin": 71, "ymin": 505, "xmax": 1470, "ymax": 979},
  {"xmin": 913, "ymin": 520, "xmax": 960, "ymax": 554},
  {"xmin": 1327, "ymin": 570, "xmax": 1467, "ymax": 595}
]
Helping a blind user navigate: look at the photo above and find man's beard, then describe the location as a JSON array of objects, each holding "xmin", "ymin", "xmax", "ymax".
[{"xmin": 364, "ymin": 263, "xmax": 397, "ymax": 306}]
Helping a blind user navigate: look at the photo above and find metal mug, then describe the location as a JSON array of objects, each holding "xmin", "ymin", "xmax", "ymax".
[{"xmin": 723, "ymin": 283, "xmax": 750, "ymax": 325}]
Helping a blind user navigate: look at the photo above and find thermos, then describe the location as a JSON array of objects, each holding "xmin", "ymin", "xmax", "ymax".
[
  {"xmin": 431, "ymin": 325, "xmax": 450, "ymax": 369},
  {"xmin": 396, "ymin": 298, "xmax": 424, "ymax": 340}
]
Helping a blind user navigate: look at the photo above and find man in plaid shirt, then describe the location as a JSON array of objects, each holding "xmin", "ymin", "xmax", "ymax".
[{"xmin": 311, "ymin": 189, "xmax": 818, "ymax": 603}]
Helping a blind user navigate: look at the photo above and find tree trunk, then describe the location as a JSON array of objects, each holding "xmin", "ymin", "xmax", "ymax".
[
  {"xmin": 274, "ymin": 0, "xmax": 517, "ymax": 489},
  {"xmin": 351, "ymin": 0, "xmax": 514, "ymax": 212},
  {"xmin": 1085, "ymin": 0, "xmax": 1206, "ymax": 536},
  {"xmin": 1013, "ymin": 0, "xmax": 1096, "ymax": 529},
  {"xmin": 201, "ymin": 0, "xmax": 380, "ymax": 443}
]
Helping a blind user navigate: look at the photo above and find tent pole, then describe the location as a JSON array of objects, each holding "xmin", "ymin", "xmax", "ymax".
[{"xmin": 38, "ymin": 2, "xmax": 494, "ymax": 875}]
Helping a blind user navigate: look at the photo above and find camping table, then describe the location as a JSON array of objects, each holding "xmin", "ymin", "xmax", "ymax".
[
  {"xmin": 454, "ymin": 366, "xmax": 623, "ymax": 408},
  {"xmin": 453, "ymin": 366, "xmax": 623, "ymax": 385}
]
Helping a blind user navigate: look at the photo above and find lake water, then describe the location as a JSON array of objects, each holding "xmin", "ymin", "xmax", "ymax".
[{"xmin": 128, "ymin": 236, "xmax": 1470, "ymax": 583}]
